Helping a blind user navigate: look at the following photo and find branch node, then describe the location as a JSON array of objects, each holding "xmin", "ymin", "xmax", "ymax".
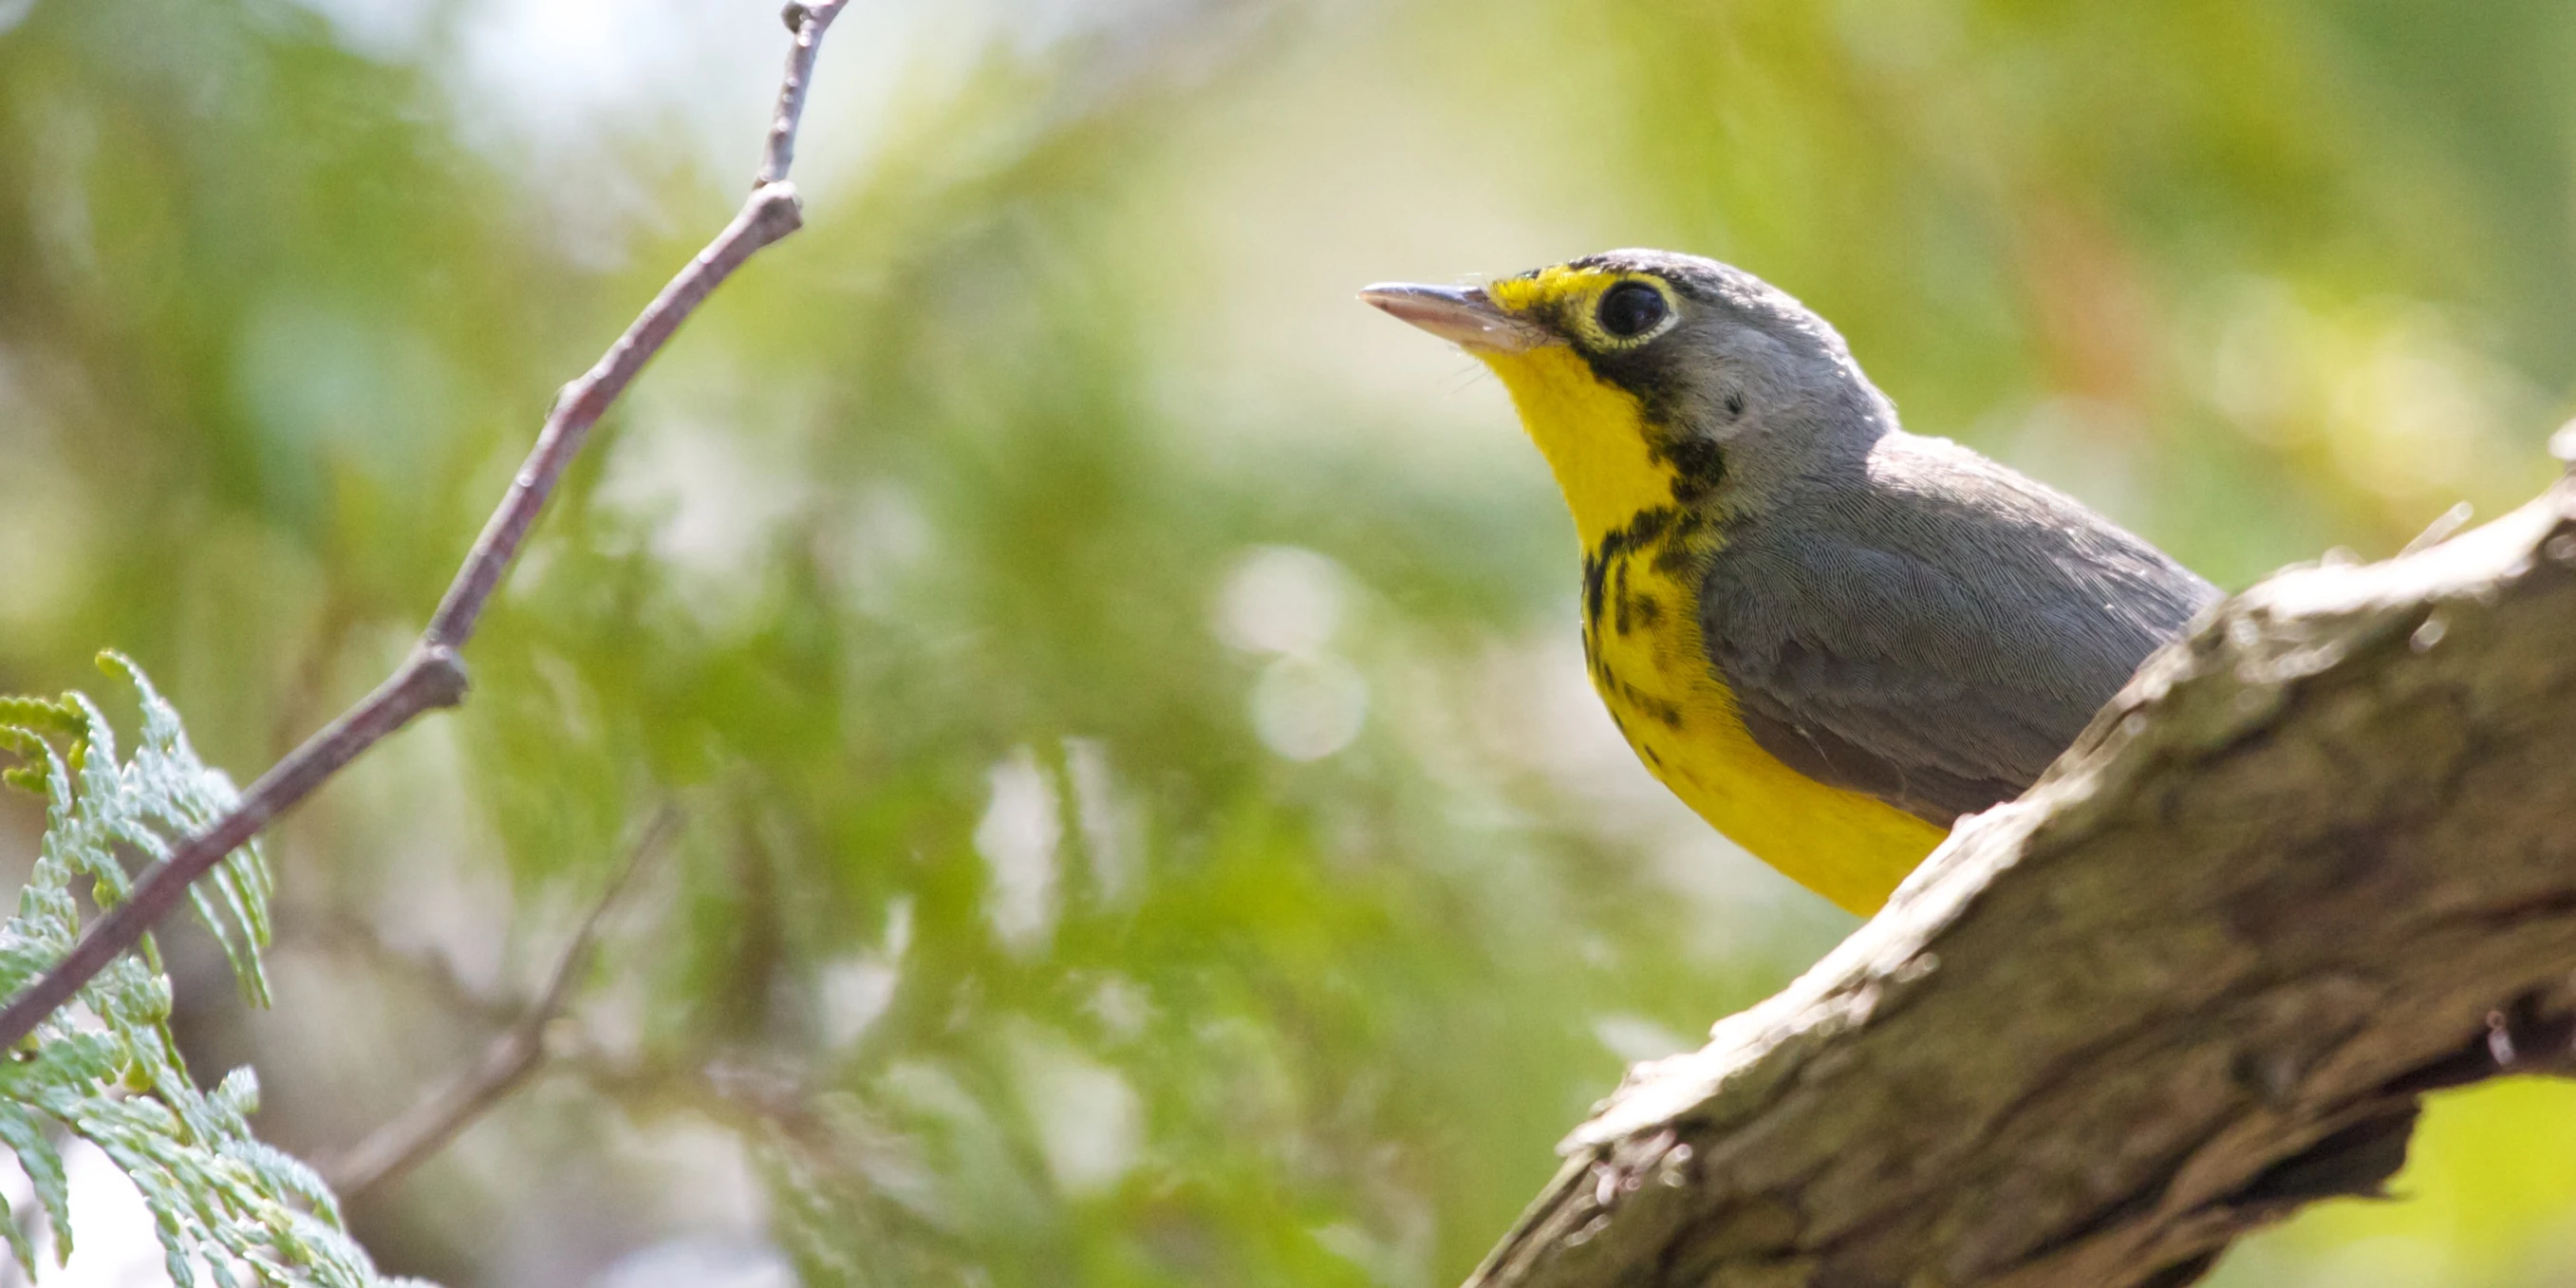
[
  {"xmin": 410, "ymin": 645, "xmax": 470, "ymax": 710},
  {"xmin": 749, "ymin": 182, "xmax": 806, "ymax": 238},
  {"xmin": 780, "ymin": 2, "xmax": 811, "ymax": 34}
]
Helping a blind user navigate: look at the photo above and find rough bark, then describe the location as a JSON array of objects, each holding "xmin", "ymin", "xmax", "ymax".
[{"xmin": 1469, "ymin": 470, "xmax": 2576, "ymax": 1288}]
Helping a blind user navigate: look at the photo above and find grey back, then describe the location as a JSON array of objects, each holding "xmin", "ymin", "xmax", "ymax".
[{"xmin": 1698, "ymin": 431, "xmax": 2218, "ymax": 825}]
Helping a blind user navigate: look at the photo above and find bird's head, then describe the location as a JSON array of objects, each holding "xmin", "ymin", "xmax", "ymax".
[{"xmin": 1363, "ymin": 250, "xmax": 1895, "ymax": 543}]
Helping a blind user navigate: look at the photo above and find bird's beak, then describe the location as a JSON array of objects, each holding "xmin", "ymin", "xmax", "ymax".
[{"xmin": 1359, "ymin": 283, "xmax": 1549, "ymax": 355}]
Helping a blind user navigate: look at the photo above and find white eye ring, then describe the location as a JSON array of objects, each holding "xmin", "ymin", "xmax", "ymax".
[{"xmin": 1595, "ymin": 281, "xmax": 1677, "ymax": 345}]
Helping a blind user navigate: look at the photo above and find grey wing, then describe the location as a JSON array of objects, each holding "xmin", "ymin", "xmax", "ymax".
[{"xmin": 1699, "ymin": 487, "xmax": 2214, "ymax": 827}]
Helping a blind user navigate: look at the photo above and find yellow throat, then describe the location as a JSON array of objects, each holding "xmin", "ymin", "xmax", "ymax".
[{"xmin": 1477, "ymin": 270, "xmax": 1946, "ymax": 915}]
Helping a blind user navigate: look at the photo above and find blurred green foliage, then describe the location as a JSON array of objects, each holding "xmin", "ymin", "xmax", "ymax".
[{"xmin": 1, "ymin": 0, "xmax": 2572, "ymax": 1284}]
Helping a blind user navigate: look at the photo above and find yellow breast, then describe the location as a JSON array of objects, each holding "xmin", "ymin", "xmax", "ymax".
[{"xmin": 1479, "ymin": 342, "xmax": 1944, "ymax": 915}]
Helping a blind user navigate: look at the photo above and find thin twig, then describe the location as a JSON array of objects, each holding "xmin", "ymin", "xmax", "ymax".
[
  {"xmin": 323, "ymin": 804, "xmax": 683, "ymax": 1200},
  {"xmin": 760, "ymin": 1, "xmax": 848, "ymax": 186},
  {"xmin": 0, "ymin": 2, "xmax": 851, "ymax": 1051}
]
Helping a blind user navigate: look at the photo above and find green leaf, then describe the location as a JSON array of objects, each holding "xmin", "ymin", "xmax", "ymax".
[
  {"xmin": 0, "ymin": 1104, "xmax": 69, "ymax": 1272},
  {"xmin": 0, "ymin": 658, "xmax": 420, "ymax": 1284}
]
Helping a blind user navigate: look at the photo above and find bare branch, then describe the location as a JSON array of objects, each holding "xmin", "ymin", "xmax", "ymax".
[
  {"xmin": 323, "ymin": 804, "xmax": 683, "ymax": 1201},
  {"xmin": 0, "ymin": 7, "xmax": 852, "ymax": 1050},
  {"xmin": 424, "ymin": 186, "xmax": 803, "ymax": 646},
  {"xmin": 0, "ymin": 647, "xmax": 466, "ymax": 1046},
  {"xmin": 760, "ymin": 1, "xmax": 851, "ymax": 186},
  {"xmin": 1468, "ymin": 475, "xmax": 2576, "ymax": 1288}
]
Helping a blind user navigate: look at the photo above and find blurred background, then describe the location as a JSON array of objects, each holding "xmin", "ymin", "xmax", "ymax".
[{"xmin": 3, "ymin": 0, "xmax": 2574, "ymax": 1283}]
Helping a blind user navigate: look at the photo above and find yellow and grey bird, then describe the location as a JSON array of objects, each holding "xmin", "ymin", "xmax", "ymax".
[{"xmin": 1363, "ymin": 251, "xmax": 2217, "ymax": 915}]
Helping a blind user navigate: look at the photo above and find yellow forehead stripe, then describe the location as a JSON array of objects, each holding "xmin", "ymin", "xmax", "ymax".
[{"xmin": 1485, "ymin": 265, "xmax": 1621, "ymax": 316}]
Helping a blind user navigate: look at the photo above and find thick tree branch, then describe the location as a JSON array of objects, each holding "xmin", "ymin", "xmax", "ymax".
[
  {"xmin": 0, "ymin": 1, "xmax": 851, "ymax": 1050},
  {"xmin": 1471, "ymin": 470, "xmax": 2576, "ymax": 1288}
]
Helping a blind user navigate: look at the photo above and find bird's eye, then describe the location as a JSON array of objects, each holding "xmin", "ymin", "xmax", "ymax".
[{"xmin": 1596, "ymin": 282, "xmax": 1670, "ymax": 340}]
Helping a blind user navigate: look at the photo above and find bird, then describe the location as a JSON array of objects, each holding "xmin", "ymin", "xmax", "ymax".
[{"xmin": 1362, "ymin": 250, "xmax": 2218, "ymax": 915}]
